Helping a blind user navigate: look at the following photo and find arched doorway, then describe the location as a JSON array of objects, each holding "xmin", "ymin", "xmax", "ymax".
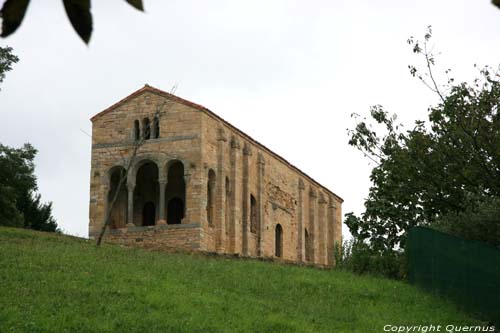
[
  {"xmin": 165, "ymin": 161, "xmax": 186, "ymax": 224},
  {"xmin": 142, "ymin": 201, "xmax": 156, "ymax": 226},
  {"xmin": 134, "ymin": 161, "xmax": 159, "ymax": 226},
  {"xmin": 275, "ymin": 224, "xmax": 283, "ymax": 257},
  {"xmin": 167, "ymin": 197, "xmax": 184, "ymax": 224},
  {"xmin": 108, "ymin": 166, "xmax": 127, "ymax": 228}
]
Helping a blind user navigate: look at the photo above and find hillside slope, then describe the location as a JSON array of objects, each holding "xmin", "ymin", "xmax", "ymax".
[{"xmin": 0, "ymin": 227, "xmax": 478, "ymax": 332}]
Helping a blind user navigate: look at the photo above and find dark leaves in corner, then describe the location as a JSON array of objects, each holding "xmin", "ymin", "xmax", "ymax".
[
  {"xmin": 62, "ymin": 0, "xmax": 92, "ymax": 44},
  {"xmin": 0, "ymin": 0, "xmax": 31, "ymax": 38},
  {"xmin": 493, "ymin": 0, "xmax": 500, "ymax": 9},
  {"xmin": 125, "ymin": 0, "xmax": 144, "ymax": 11}
]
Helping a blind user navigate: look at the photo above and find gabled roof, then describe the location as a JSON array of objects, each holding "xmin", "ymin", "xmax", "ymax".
[
  {"xmin": 91, "ymin": 85, "xmax": 343, "ymax": 202},
  {"xmin": 90, "ymin": 84, "xmax": 209, "ymax": 121}
]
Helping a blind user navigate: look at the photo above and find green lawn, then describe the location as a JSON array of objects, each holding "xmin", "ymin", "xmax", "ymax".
[{"xmin": 0, "ymin": 227, "xmax": 480, "ymax": 332}]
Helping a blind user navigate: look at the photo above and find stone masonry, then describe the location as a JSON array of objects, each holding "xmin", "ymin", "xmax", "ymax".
[{"xmin": 88, "ymin": 85, "xmax": 343, "ymax": 266}]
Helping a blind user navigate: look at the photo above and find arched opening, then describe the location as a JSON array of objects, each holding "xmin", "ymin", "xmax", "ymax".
[
  {"xmin": 108, "ymin": 166, "xmax": 127, "ymax": 228},
  {"xmin": 250, "ymin": 194, "xmax": 257, "ymax": 233},
  {"xmin": 134, "ymin": 120, "xmax": 140, "ymax": 141},
  {"xmin": 143, "ymin": 117, "xmax": 151, "ymax": 140},
  {"xmin": 167, "ymin": 197, "xmax": 184, "ymax": 224},
  {"xmin": 275, "ymin": 224, "xmax": 283, "ymax": 257},
  {"xmin": 165, "ymin": 161, "xmax": 185, "ymax": 224},
  {"xmin": 134, "ymin": 161, "xmax": 159, "ymax": 226},
  {"xmin": 142, "ymin": 201, "xmax": 156, "ymax": 226},
  {"xmin": 153, "ymin": 115, "xmax": 160, "ymax": 139},
  {"xmin": 207, "ymin": 169, "xmax": 216, "ymax": 226},
  {"xmin": 305, "ymin": 229, "xmax": 312, "ymax": 262}
]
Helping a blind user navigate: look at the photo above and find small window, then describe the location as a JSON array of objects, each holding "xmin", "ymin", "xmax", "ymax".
[
  {"xmin": 250, "ymin": 195, "xmax": 257, "ymax": 233},
  {"xmin": 134, "ymin": 120, "xmax": 140, "ymax": 141},
  {"xmin": 143, "ymin": 118, "xmax": 151, "ymax": 140},
  {"xmin": 275, "ymin": 224, "xmax": 283, "ymax": 257},
  {"xmin": 153, "ymin": 116, "xmax": 160, "ymax": 139},
  {"xmin": 207, "ymin": 169, "xmax": 216, "ymax": 226}
]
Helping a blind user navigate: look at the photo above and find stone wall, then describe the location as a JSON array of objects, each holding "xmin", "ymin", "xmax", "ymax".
[
  {"xmin": 199, "ymin": 102, "xmax": 343, "ymax": 266},
  {"xmin": 95, "ymin": 224, "xmax": 201, "ymax": 252}
]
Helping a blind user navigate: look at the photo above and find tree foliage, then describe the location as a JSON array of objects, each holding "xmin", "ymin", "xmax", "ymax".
[
  {"xmin": 0, "ymin": 0, "xmax": 144, "ymax": 44},
  {"xmin": 0, "ymin": 143, "xmax": 58, "ymax": 232},
  {"xmin": 346, "ymin": 28, "xmax": 500, "ymax": 251},
  {"xmin": 0, "ymin": 46, "xmax": 19, "ymax": 89},
  {"xmin": 432, "ymin": 194, "xmax": 500, "ymax": 248}
]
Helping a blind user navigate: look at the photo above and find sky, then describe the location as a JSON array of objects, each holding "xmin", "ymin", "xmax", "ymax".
[{"xmin": 1, "ymin": 0, "xmax": 500, "ymax": 238}]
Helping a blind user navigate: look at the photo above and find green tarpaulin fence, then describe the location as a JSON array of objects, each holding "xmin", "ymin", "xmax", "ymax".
[{"xmin": 407, "ymin": 226, "xmax": 500, "ymax": 326}]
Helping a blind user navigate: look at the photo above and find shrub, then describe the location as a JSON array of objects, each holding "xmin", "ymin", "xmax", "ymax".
[{"xmin": 334, "ymin": 240, "xmax": 406, "ymax": 280}]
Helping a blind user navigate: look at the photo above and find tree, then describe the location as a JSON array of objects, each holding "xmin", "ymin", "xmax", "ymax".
[
  {"xmin": 0, "ymin": 143, "xmax": 59, "ymax": 232},
  {"xmin": 0, "ymin": 46, "xmax": 19, "ymax": 90},
  {"xmin": 346, "ymin": 27, "xmax": 500, "ymax": 251},
  {"xmin": 0, "ymin": 0, "xmax": 144, "ymax": 44}
]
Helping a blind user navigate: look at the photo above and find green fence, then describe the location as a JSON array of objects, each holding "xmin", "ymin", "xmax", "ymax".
[{"xmin": 407, "ymin": 226, "xmax": 500, "ymax": 326}]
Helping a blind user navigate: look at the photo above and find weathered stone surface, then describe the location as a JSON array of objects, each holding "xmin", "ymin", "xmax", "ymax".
[{"xmin": 89, "ymin": 85, "xmax": 343, "ymax": 266}]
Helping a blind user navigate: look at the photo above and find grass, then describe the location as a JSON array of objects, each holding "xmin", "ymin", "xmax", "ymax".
[{"xmin": 0, "ymin": 227, "xmax": 481, "ymax": 332}]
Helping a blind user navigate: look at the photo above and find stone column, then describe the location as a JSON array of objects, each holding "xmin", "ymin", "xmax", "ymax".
[
  {"xmin": 126, "ymin": 181, "xmax": 135, "ymax": 227},
  {"xmin": 157, "ymin": 178, "xmax": 167, "ymax": 225},
  {"xmin": 318, "ymin": 192, "xmax": 328, "ymax": 265},
  {"xmin": 216, "ymin": 128, "xmax": 227, "ymax": 252},
  {"xmin": 297, "ymin": 179, "xmax": 305, "ymax": 262},
  {"xmin": 257, "ymin": 152, "xmax": 265, "ymax": 256},
  {"xmin": 309, "ymin": 188, "xmax": 317, "ymax": 263},
  {"xmin": 229, "ymin": 136, "xmax": 240, "ymax": 254},
  {"xmin": 242, "ymin": 142, "xmax": 252, "ymax": 256},
  {"xmin": 327, "ymin": 196, "xmax": 337, "ymax": 266}
]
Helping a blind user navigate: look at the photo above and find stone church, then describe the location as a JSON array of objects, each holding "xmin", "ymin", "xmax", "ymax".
[{"xmin": 88, "ymin": 85, "xmax": 343, "ymax": 266}]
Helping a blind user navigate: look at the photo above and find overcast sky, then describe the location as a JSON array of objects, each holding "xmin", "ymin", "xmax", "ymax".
[{"xmin": 1, "ymin": 0, "xmax": 499, "ymax": 237}]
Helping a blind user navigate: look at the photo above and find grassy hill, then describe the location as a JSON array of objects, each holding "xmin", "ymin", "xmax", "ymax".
[{"xmin": 0, "ymin": 227, "xmax": 480, "ymax": 332}]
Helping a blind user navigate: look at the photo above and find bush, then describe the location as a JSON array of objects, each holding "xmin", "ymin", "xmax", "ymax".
[{"xmin": 334, "ymin": 240, "xmax": 406, "ymax": 280}]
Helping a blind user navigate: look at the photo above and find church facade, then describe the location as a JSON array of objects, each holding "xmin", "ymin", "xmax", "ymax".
[{"xmin": 88, "ymin": 85, "xmax": 343, "ymax": 266}]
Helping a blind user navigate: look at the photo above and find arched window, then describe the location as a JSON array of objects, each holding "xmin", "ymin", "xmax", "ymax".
[
  {"xmin": 153, "ymin": 115, "xmax": 160, "ymax": 139},
  {"xmin": 275, "ymin": 224, "xmax": 283, "ymax": 257},
  {"xmin": 207, "ymin": 169, "xmax": 216, "ymax": 226},
  {"xmin": 250, "ymin": 194, "xmax": 257, "ymax": 233},
  {"xmin": 134, "ymin": 120, "xmax": 140, "ymax": 141},
  {"xmin": 143, "ymin": 118, "xmax": 151, "ymax": 140}
]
